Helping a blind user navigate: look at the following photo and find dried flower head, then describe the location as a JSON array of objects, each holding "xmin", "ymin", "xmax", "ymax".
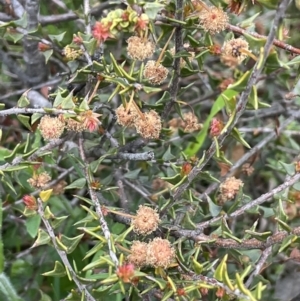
[
  {"xmin": 128, "ymin": 241, "xmax": 148, "ymax": 267},
  {"xmin": 221, "ymin": 38, "xmax": 250, "ymax": 67},
  {"xmin": 116, "ymin": 263, "xmax": 135, "ymax": 283},
  {"xmin": 134, "ymin": 110, "xmax": 162, "ymax": 139},
  {"xmin": 183, "ymin": 112, "xmax": 202, "ymax": 132},
  {"xmin": 52, "ymin": 180, "xmax": 67, "ymax": 195},
  {"xmin": 143, "ymin": 60, "xmax": 168, "ymax": 85},
  {"xmin": 65, "ymin": 118, "xmax": 85, "ymax": 132},
  {"xmin": 62, "ymin": 45, "xmax": 83, "ymax": 61},
  {"xmin": 127, "ymin": 36, "xmax": 155, "ymax": 61},
  {"xmin": 27, "ymin": 172, "xmax": 51, "ymax": 188},
  {"xmin": 242, "ymin": 163, "xmax": 254, "ymax": 176},
  {"xmin": 115, "ymin": 104, "xmax": 138, "ymax": 127},
  {"xmin": 22, "ymin": 195, "xmax": 37, "ymax": 210},
  {"xmin": 38, "ymin": 115, "xmax": 65, "ymax": 140},
  {"xmin": 219, "ymin": 176, "xmax": 243, "ymax": 204},
  {"xmin": 147, "ymin": 238, "xmax": 175, "ymax": 268},
  {"xmin": 198, "ymin": 6, "xmax": 229, "ymax": 35},
  {"xmin": 131, "ymin": 205, "xmax": 160, "ymax": 235}
]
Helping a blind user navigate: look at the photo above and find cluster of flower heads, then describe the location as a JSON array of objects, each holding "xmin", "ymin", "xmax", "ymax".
[
  {"xmin": 126, "ymin": 36, "xmax": 169, "ymax": 85},
  {"xmin": 128, "ymin": 206, "xmax": 174, "ymax": 268},
  {"xmin": 128, "ymin": 238, "xmax": 175, "ymax": 268},
  {"xmin": 38, "ymin": 111, "xmax": 101, "ymax": 140},
  {"xmin": 168, "ymin": 112, "xmax": 202, "ymax": 133},
  {"xmin": 116, "ymin": 105, "xmax": 162, "ymax": 139},
  {"xmin": 218, "ymin": 176, "xmax": 243, "ymax": 204},
  {"xmin": 92, "ymin": 7, "xmax": 150, "ymax": 44}
]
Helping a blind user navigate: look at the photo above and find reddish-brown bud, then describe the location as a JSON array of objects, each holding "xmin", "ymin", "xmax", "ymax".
[
  {"xmin": 210, "ymin": 118, "xmax": 224, "ymax": 137},
  {"xmin": 73, "ymin": 35, "xmax": 83, "ymax": 45},
  {"xmin": 181, "ymin": 162, "xmax": 192, "ymax": 176},
  {"xmin": 38, "ymin": 42, "xmax": 51, "ymax": 52},
  {"xmin": 22, "ymin": 195, "xmax": 37, "ymax": 210},
  {"xmin": 116, "ymin": 263, "xmax": 135, "ymax": 283}
]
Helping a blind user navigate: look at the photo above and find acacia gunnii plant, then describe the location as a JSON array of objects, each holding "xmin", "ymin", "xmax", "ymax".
[{"xmin": 2, "ymin": 0, "xmax": 300, "ymax": 300}]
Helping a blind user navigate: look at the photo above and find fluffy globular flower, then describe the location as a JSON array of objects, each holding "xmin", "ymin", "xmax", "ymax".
[
  {"xmin": 128, "ymin": 241, "xmax": 148, "ymax": 267},
  {"xmin": 182, "ymin": 112, "xmax": 202, "ymax": 132},
  {"xmin": 143, "ymin": 60, "xmax": 168, "ymax": 85},
  {"xmin": 115, "ymin": 104, "xmax": 138, "ymax": 127},
  {"xmin": 65, "ymin": 118, "xmax": 85, "ymax": 132},
  {"xmin": 27, "ymin": 172, "xmax": 51, "ymax": 188},
  {"xmin": 221, "ymin": 38, "xmax": 250, "ymax": 67},
  {"xmin": 127, "ymin": 36, "xmax": 155, "ymax": 61},
  {"xmin": 38, "ymin": 115, "xmax": 65, "ymax": 140},
  {"xmin": 146, "ymin": 238, "xmax": 175, "ymax": 268},
  {"xmin": 198, "ymin": 6, "xmax": 229, "ymax": 35},
  {"xmin": 131, "ymin": 205, "xmax": 160, "ymax": 235},
  {"xmin": 134, "ymin": 110, "xmax": 162, "ymax": 139},
  {"xmin": 219, "ymin": 176, "xmax": 243, "ymax": 204},
  {"xmin": 92, "ymin": 21, "xmax": 112, "ymax": 43},
  {"xmin": 116, "ymin": 263, "xmax": 135, "ymax": 283}
]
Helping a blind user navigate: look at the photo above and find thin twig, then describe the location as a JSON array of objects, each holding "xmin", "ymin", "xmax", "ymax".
[
  {"xmin": 78, "ymin": 136, "xmax": 119, "ymax": 267},
  {"xmin": 245, "ymin": 246, "xmax": 272, "ymax": 288},
  {"xmin": 161, "ymin": 0, "xmax": 183, "ymax": 120},
  {"xmin": 0, "ymin": 107, "xmax": 76, "ymax": 116},
  {"xmin": 37, "ymin": 198, "xmax": 96, "ymax": 301}
]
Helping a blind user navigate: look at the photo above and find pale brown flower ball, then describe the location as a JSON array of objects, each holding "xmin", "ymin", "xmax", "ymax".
[
  {"xmin": 143, "ymin": 60, "xmax": 168, "ymax": 85},
  {"xmin": 134, "ymin": 110, "xmax": 162, "ymax": 139},
  {"xmin": 115, "ymin": 105, "xmax": 138, "ymax": 127},
  {"xmin": 65, "ymin": 118, "xmax": 85, "ymax": 132},
  {"xmin": 219, "ymin": 176, "xmax": 243, "ymax": 204},
  {"xmin": 128, "ymin": 241, "xmax": 148, "ymax": 267},
  {"xmin": 221, "ymin": 38, "xmax": 250, "ymax": 67},
  {"xmin": 198, "ymin": 6, "xmax": 229, "ymax": 35},
  {"xmin": 147, "ymin": 238, "xmax": 175, "ymax": 268},
  {"xmin": 183, "ymin": 112, "xmax": 202, "ymax": 133},
  {"xmin": 38, "ymin": 115, "xmax": 65, "ymax": 140},
  {"xmin": 127, "ymin": 36, "xmax": 155, "ymax": 61},
  {"xmin": 27, "ymin": 172, "xmax": 51, "ymax": 188},
  {"xmin": 131, "ymin": 205, "xmax": 161, "ymax": 235}
]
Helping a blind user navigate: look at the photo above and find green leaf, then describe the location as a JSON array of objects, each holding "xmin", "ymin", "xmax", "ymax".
[
  {"xmin": 42, "ymin": 49, "xmax": 53, "ymax": 64},
  {"xmin": 55, "ymin": 234, "xmax": 84, "ymax": 254},
  {"xmin": 162, "ymin": 146, "xmax": 176, "ymax": 161},
  {"xmin": 17, "ymin": 92, "xmax": 30, "ymax": 107},
  {"xmin": 25, "ymin": 215, "xmax": 41, "ymax": 238},
  {"xmin": 17, "ymin": 114, "xmax": 31, "ymax": 131},
  {"xmin": 65, "ymin": 178, "xmax": 86, "ymax": 189},
  {"xmin": 49, "ymin": 32, "xmax": 66, "ymax": 42},
  {"xmin": 123, "ymin": 168, "xmax": 141, "ymax": 179},
  {"xmin": 279, "ymin": 161, "xmax": 295, "ymax": 176},
  {"xmin": 32, "ymin": 229, "xmax": 51, "ymax": 247},
  {"xmin": 4, "ymin": 143, "xmax": 21, "ymax": 163},
  {"xmin": 143, "ymin": 2, "xmax": 164, "ymax": 19},
  {"xmin": 206, "ymin": 194, "xmax": 222, "ymax": 217},
  {"xmin": 42, "ymin": 261, "xmax": 66, "ymax": 277}
]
